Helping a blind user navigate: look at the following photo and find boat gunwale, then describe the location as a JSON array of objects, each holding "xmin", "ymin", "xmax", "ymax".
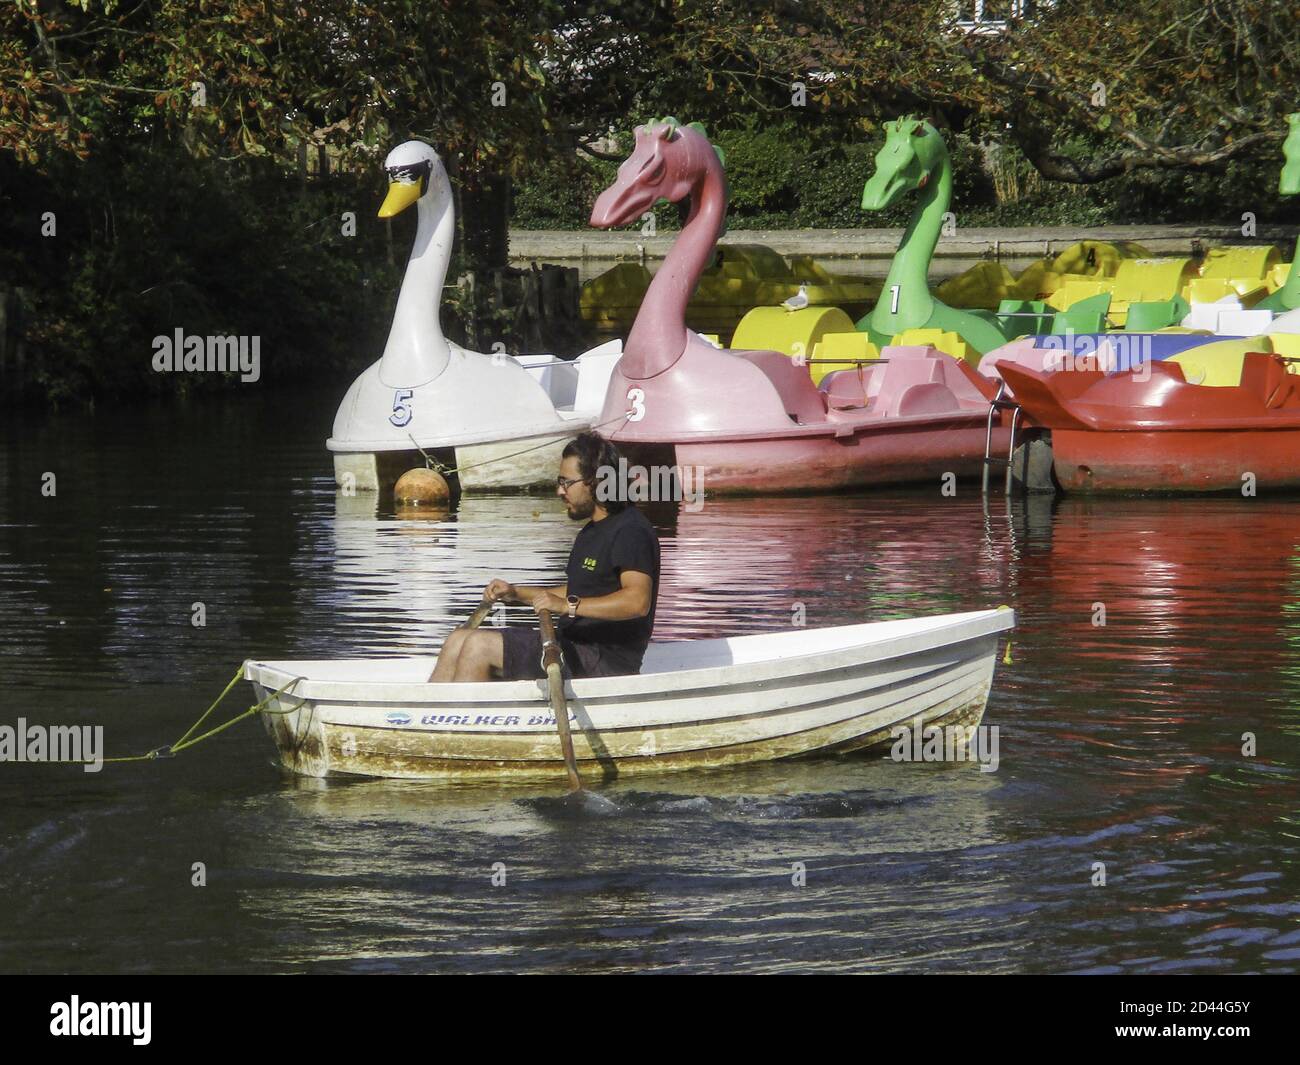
[
  {"xmin": 301, "ymin": 650, "xmax": 997, "ymax": 743},
  {"xmin": 243, "ymin": 608, "xmax": 1015, "ymax": 707},
  {"xmin": 1050, "ymin": 413, "xmax": 1300, "ymax": 432},
  {"xmin": 606, "ymin": 409, "xmax": 998, "ymax": 445}
]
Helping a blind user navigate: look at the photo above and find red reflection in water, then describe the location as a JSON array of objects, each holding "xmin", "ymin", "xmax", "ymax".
[{"xmin": 1030, "ymin": 497, "xmax": 1300, "ymax": 676}]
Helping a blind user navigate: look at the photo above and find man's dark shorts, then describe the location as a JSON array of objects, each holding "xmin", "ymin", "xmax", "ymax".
[{"xmin": 499, "ymin": 626, "xmax": 641, "ymax": 681}]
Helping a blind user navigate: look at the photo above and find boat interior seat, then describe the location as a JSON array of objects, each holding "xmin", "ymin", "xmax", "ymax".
[
  {"xmin": 809, "ymin": 330, "xmax": 881, "ymax": 386},
  {"xmin": 996, "ymin": 299, "xmax": 1054, "ymax": 339},
  {"xmin": 516, "ymin": 353, "xmax": 579, "ymax": 408},
  {"xmin": 1125, "ymin": 297, "xmax": 1189, "ymax": 332},
  {"xmin": 884, "ymin": 344, "xmax": 997, "ymax": 407},
  {"xmin": 1200, "ymin": 245, "xmax": 1280, "ymax": 281},
  {"xmin": 892, "ymin": 382, "xmax": 962, "ymax": 416},
  {"xmin": 871, "ymin": 349, "xmax": 962, "ymax": 417},
  {"xmin": 1050, "ymin": 293, "xmax": 1112, "ymax": 335},
  {"xmin": 820, "ymin": 368, "xmax": 873, "ymax": 410},
  {"xmin": 732, "ymin": 348, "xmax": 829, "ymax": 422},
  {"xmin": 892, "ymin": 327, "xmax": 977, "ymax": 366},
  {"xmin": 1112, "ymin": 257, "xmax": 1197, "ymax": 305},
  {"xmin": 572, "ymin": 345, "xmax": 624, "ymax": 413}
]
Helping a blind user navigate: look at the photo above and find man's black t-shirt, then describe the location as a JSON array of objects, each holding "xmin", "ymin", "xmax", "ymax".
[{"xmin": 562, "ymin": 505, "xmax": 660, "ymax": 669}]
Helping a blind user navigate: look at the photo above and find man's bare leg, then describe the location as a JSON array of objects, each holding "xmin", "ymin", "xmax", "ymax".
[
  {"xmin": 429, "ymin": 626, "xmax": 472, "ymax": 682},
  {"xmin": 451, "ymin": 630, "xmax": 504, "ymax": 682}
]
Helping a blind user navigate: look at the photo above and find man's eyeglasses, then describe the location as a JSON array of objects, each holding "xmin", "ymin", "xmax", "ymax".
[{"xmin": 556, "ymin": 475, "xmax": 590, "ymax": 492}]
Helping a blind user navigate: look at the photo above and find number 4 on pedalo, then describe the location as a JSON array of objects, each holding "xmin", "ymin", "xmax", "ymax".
[{"xmin": 50, "ymin": 996, "xmax": 151, "ymax": 1046}]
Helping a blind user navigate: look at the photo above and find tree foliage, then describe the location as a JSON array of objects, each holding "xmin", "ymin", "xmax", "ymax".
[
  {"xmin": 3, "ymin": 1, "xmax": 1299, "ymax": 407},
  {"xmin": 7, "ymin": 2, "xmax": 1298, "ymax": 178}
]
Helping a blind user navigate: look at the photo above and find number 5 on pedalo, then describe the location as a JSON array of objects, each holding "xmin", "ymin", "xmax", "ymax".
[{"xmin": 50, "ymin": 997, "xmax": 151, "ymax": 1046}]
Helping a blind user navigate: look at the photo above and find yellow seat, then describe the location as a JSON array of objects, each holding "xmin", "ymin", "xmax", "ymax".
[
  {"xmin": 1183, "ymin": 276, "xmax": 1270, "ymax": 306},
  {"xmin": 936, "ymin": 261, "xmax": 1017, "ymax": 310},
  {"xmin": 808, "ymin": 332, "xmax": 882, "ymax": 384},
  {"xmin": 1049, "ymin": 240, "xmax": 1148, "ymax": 278},
  {"xmin": 1009, "ymin": 259, "xmax": 1059, "ymax": 300},
  {"xmin": 1168, "ymin": 335, "xmax": 1273, "ymax": 386},
  {"xmin": 1199, "ymin": 245, "xmax": 1279, "ymax": 282},
  {"xmin": 1107, "ymin": 259, "xmax": 1198, "ymax": 326},
  {"xmin": 1267, "ymin": 332, "xmax": 1300, "ymax": 371},
  {"xmin": 1026, "ymin": 243, "xmax": 1150, "ymax": 309},
  {"xmin": 717, "ymin": 261, "xmax": 757, "ymax": 281},
  {"xmin": 1186, "ymin": 277, "xmax": 1244, "ymax": 304},
  {"xmin": 1267, "ymin": 262, "xmax": 1293, "ymax": 293},
  {"xmin": 892, "ymin": 327, "xmax": 978, "ymax": 366},
  {"xmin": 579, "ymin": 261, "xmax": 653, "ymax": 327},
  {"xmin": 732, "ymin": 305, "xmax": 858, "ymax": 382},
  {"xmin": 1112, "ymin": 258, "xmax": 1197, "ymax": 304},
  {"xmin": 1047, "ymin": 278, "xmax": 1115, "ymax": 312}
]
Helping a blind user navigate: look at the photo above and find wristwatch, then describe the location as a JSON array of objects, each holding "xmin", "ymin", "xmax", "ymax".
[{"xmin": 566, "ymin": 594, "xmax": 581, "ymax": 619}]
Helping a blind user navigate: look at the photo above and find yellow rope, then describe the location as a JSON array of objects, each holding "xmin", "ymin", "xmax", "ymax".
[{"xmin": 46, "ymin": 665, "xmax": 306, "ymax": 767}]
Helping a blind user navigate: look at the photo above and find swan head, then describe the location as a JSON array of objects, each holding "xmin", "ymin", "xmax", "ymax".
[
  {"xmin": 590, "ymin": 120, "xmax": 724, "ymax": 229},
  {"xmin": 861, "ymin": 117, "xmax": 946, "ymax": 212},
  {"xmin": 379, "ymin": 140, "xmax": 443, "ymax": 218}
]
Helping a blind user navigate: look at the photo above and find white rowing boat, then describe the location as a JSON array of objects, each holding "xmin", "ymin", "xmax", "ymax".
[{"xmin": 243, "ymin": 607, "xmax": 1015, "ymax": 781}]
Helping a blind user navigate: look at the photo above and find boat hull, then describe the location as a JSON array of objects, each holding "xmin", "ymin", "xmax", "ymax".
[
  {"xmin": 659, "ymin": 423, "xmax": 1009, "ymax": 494},
  {"xmin": 331, "ymin": 427, "xmax": 582, "ymax": 493},
  {"xmin": 599, "ymin": 341, "xmax": 1010, "ymax": 494},
  {"xmin": 1050, "ymin": 427, "xmax": 1300, "ymax": 493},
  {"xmin": 454, "ymin": 431, "xmax": 575, "ymax": 491},
  {"xmin": 246, "ymin": 610, "xmax": 1013, "ymax": 781},
  {"xmin": 995, "ymin": 355, "xmax": 1300, "ymax": 494}
]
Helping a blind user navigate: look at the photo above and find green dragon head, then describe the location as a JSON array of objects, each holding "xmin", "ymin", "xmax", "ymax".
[{"xmin": 861, "ymin": 116, "xmax": 948, "ymax": 211}]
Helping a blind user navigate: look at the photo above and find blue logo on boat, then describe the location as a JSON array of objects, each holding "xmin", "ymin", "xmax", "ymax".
[{"xmin": 386, "ymin": 712, "xmax": 411, "ymax": 726}]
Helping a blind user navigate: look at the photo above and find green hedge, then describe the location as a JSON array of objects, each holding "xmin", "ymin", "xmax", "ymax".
[
  {"xmin": 512, "ymin": 121, "xmax": 1299, "ymax": 230},
  {"xmin": 1, "ymin": 143, "xmax": 402, "ymax": 407},
  {"xmin": 6, "ymin": 120, "xmax": 1296, "ymax": 409}
]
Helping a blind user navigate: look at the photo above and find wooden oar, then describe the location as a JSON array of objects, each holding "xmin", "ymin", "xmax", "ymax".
[
  {"xmin": 464, "ymin": 598, "xmax": 495, "ymax": 631},
  {"xmin": 429, "ymin": 599, "xmax": 496, "ymax": 682},
  {"xmin": 537, "ymin": 608, "xmax": 584, "ymax": 793}
]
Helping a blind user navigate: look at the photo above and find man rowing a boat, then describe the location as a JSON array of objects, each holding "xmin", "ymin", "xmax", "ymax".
[{"xmin": 429, "ymin": 432, "xmax": 661, "ymax": 683}]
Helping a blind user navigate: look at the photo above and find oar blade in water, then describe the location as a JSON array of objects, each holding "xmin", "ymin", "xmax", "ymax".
[{"xmin": 523, "ymin": 790, "xmax": 621, "ymax": 818}]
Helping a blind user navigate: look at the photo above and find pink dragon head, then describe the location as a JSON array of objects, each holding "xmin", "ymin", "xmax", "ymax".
[{"xmin": 590, "ymin": 118, "xmax": 726, "ymax": 229}]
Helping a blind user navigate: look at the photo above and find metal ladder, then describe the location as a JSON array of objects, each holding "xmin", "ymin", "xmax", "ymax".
[{"xmin": 982, "ymin": 379, "xmax": 1023, "ymax": 495}]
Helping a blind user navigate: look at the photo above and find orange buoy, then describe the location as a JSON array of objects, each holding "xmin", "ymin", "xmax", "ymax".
[
  {"xmin": 395, "ymin": 504, "xmax": 450, "ymax": 522},
  {"xmin": 394, "ymin": 467, "xmax": 451, "ymax": 505}
]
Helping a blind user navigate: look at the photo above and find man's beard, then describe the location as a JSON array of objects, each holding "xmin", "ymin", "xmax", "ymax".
[{"xmin": 566, "ymin": 496, "xmax": 595, "ymax": 520}]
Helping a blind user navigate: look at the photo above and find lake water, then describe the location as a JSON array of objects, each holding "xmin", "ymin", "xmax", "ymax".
[{"xmin": 2, "ymin": 390, "xmax": 1298, "ymax": 973}]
